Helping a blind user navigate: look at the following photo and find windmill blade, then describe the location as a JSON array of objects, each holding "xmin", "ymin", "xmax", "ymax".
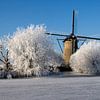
[
  {"xmin": 45, "ymin": 33, "xmax": 69, "ymax": 37},
  {"xmin": 78, "ymin": 38, "xmax": 86, "ymax": 41},
  {"xmin": 79, "ymin": 39, "xmax": 87, "ymax": 47},
  {"xmin": 57, "ymin": 38, "xmax": 64, "ymax": 40},
  {"xmin": 57, "ymin": 38, "xmax": 63, "ymax": 53},
  {"xmin": 77, "ymin": 35, "xmax": 100, "ymax": 40}
]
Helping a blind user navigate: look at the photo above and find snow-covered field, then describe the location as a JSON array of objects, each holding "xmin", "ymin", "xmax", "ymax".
[{"xmin": 0, "ymin": 75, "xmax": 100, "ymax": 100}]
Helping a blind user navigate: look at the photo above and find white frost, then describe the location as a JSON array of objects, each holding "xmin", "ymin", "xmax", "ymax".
[
  {"xmin": 7, "ymin": 25, "xmax": 63, "ymax": 76},
  {"xmin": 70, "ymin": 41, "xmax": 100, "ymax": 74}
]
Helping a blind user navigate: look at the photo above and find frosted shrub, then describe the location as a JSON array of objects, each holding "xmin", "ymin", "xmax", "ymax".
[
  {"xmin": 7, "ymin": 73, "xmax": 12, "ymax": 79},
  {"xmin": 33, "ymin": 66, "xmax": 42, "ymax": 77},
  {"xmin": 70, "ymin": 41, "xmax": 100, "ymax": 74}
]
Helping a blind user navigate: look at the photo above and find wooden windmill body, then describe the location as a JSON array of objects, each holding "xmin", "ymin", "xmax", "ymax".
[{"xmin": 63, "ymin": 36, "xmax": 77, "ymax": 65}]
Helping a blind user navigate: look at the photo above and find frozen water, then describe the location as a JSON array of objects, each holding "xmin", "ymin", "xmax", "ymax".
[{"xmin": 0, "ymin": 75, "xmax": 100, "ymax": 100}]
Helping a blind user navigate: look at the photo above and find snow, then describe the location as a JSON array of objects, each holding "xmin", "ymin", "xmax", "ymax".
[{"xmin": 0, "ymin": 75, "xmax": 100, "ymax": 100}]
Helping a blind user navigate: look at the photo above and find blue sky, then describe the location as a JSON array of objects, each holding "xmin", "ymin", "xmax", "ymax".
[{"xmin": 0, "ymin": 0, "xmax": 100, "ymax": 37}]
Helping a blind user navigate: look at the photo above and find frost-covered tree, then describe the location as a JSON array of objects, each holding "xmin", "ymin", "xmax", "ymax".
[
  {"xmin": 8, "ymin": 25, "xmax": 63, "ymax": 76},
  {"xmin": 70, "ymin": 41, "xmax": 100, "ymax": 74},
  {"xmin": 0, "ymin": 36, "xmax": 12, "ymax": 72}
]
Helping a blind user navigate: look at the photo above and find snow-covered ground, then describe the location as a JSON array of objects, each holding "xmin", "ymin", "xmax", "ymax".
[{"xmin": 0, "ymin": 74, "xmax": 100, "ymax": 100}]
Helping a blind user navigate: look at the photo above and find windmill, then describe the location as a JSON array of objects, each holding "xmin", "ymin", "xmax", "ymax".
[{"xmin": 45, "ymin": 10, "xmax": 100, "ymax": 67}]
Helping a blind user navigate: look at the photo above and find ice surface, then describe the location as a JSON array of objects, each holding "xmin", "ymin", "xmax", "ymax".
[{"xmin": 0, "ymin": 75, "xmax": 100, "ymax": 100}]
